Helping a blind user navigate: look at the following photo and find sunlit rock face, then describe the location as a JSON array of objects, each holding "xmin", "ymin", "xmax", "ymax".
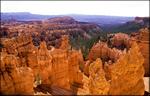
[
  {"xmin": 108, "ymin": 33, "xmax": 131, "ymax": 49},
  {"xmin": 50, "ymin": 48, "xmax": 70, "ymax": 89},
  {"xmin": 88, "ymin": 28, "xmax": 149, "ymax": 77},
  {"xmin": 1, "ymin": 33, "xmax": 33, "ymax": 55},
  {"xmin": 1, "ymin": 34, "xmax": 38, "ymax": 70},
  {"xmin": 0, "ymin": 33, "xmax": 83, "ymax": 94},
  {"xmin": 1, "ymin": 34, "xmax": 53, "ymax": 85},
  {"xmin": 0, "ymin": 52, "xmax": 34, "ymax": 95},
  {"xmin": 88, "ymin": 42, "xmax": 123, "ymax": 63},
  {"xmin": 50, "ymin": 38, "xmax": 84, "ymax": 90},
  {"xmin": 88, "ymin": 42, "xmax": 145, "ymax": 95},
  {"xmin": 137, "ymin": 28, "xmax": 149, "ymax": 77},
  {"xmin": 86, "ymin": 30, "xmax": 146, "ymax": 94},
  {"xmin": 68, "ymin": 49, "xmax": 83, "ymax": 86},
  {"xmin": 89, "ymin": 58, "xmax": 110, "ymax": 95},
  {"xmin": 59, "ymin": 35, "xmax": 71, "ymax": 50},
  {"xmin": 130, "ymin": 28, "xmax": 149, "ymax": 76},
  {"xmin": 37, "ymin": 41, "xmax": 52, "ymax": 84}
]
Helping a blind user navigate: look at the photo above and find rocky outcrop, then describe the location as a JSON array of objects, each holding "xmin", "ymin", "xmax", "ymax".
[
  {"xmin": 0, "ymin": 51, "xmax": 34, "ymax": 95},
  {"xmin": 130, "ymin": 28, "xmax": 149, "ymax": 76},
  {"xmin": 108, "ymin": 33, "xmax": 131, "ymax": 49},
  {"xmin": 83, "ymin": 60, "xmax": 91, "ymax": 76},
  {"xmin": 88, "ymin": 42, "xmax": 145, "ymax": 95},
  {"xmin": 137, "ymin": 28, "xmax": 149, "ymax": 76},
  {"xmin": 89, "ymin": 58, "xmax": 110, "ymax": 95},
  {"xmin": 138, "ymin": 28, "xmax": 149, "ymax": 41},
  {"xmin": 37, "ymin": 41, "xmax": 52, "ymax": 84},
  {"xmin": 50, "ymin": 49, "xmax": 84, "ymax": 90},
  {"xmin": 87, "ymin": 41, "xmax": 124, "ymax": 77},
  {"xmin": 0, "ymin": 33, "xmax": 84, "ymax": 94},
  {"xmin": 47, "ymin": 35, "xmax": 83, "ymax": 90},
  {"xmin": 50, "ymin": 49, "xmax": 70, "ymax": 89},
  {"xmin": 88, "ymin": 42, "xmax": 123, "ymax": 63},
  {"xmin": 1, "ymin": 33, "xmax": 32, "ymax": 55},
  {"xmin": 59, "ymin": 35, "xmax": 70, "ymax": 50},
  {"xmin": 68, "ymin": 49, "xmax": 83, "ymax": 86},
  {"xmin": 88, "ymin": 29, "xmax": 149, "ymax": 77}
]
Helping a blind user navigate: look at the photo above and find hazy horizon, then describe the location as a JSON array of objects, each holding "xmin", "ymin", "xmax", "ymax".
[
  {"xmin": 1, "ymin": 12, "xmax": 137, "ymax": 17},
  {"xmin": 1, "ymin": 1, "xmax": 149, "ymax": 17}
]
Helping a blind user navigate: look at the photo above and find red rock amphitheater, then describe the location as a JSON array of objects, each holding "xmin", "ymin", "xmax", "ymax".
[{"xmin": 0, "ymin": 17, "xmax": 149, "ymax": 95}]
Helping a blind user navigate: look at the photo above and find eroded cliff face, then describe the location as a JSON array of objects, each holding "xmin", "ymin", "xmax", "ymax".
[
  {"xmin": 59, "ymin": 35, "xmax": 71, "ymax": 50},
  {"xmin": 89, "ymin": 58, "xmax": 110, "ymax": 95},
  {"xmin": 88, "ymin": 42, "xmax": 145, "ymax": 95},
  {"xmin": 108, "ymin": 33, "xmax": 131, "ymax": 49},
  {"xmin": 88, "ymin": 29, "xmax": 149, "ymax": 77},
  {"xmin": 130, "ymin": 28, "xmax": 149, "ymax": 76},
  {"xmin": 50, "ymin": 36, "xmax": 84, "ymax": 90},
  {"xmin": 37, "ymin": 41, "xmax": 52, "ymax": 85},
  {"xmin": 68, "ymin": 49, "xmax": 83, "ymax": 87},
  {"xmin": 0, "ymin": 34, "xmax": 84, "ymax": 95},
  {"xmin": 88, "ymin": 42, "xmax": 123, "ymax": 63},
  {"xmin": 137, "ymin": 28, "xmax": 149, "ymax": 77},
  {"xmin": 0, "ymin": 52, "xmax": 34, "ymax": 95},
  {"xmin": 0, "ymin": 17, "xmax": 148, "ymax": 95}
]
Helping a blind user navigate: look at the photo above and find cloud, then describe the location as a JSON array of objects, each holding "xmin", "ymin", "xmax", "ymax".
[{"xmin": 1, "ymin": 1, "xmax": 149, "ymax": 17}]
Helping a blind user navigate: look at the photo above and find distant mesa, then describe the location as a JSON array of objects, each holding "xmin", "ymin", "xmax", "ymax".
[{"xmin": 46, "ymin": 16, "xmax": 77, "ymax": 24}]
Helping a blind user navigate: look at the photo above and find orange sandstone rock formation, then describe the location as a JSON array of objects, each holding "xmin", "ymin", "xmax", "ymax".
[
  {"xmin": 137, "ymin": 28, "xmax": 149, "ymax": 76},
  {"xmin": 130, "ymin": 28, "xmax": 149, "ymax": 76},
  {"xmin": 108, "ymin": 33, "xmax": 130, "ymax": 49},
  {"xmin": 0, "ymin": 33, "xmax": 83, "ymax": 94},
  {"xmin": 59, "ymin": 35, "xmax": 70, "ymax": 50},
  {"xmin": 50, "ymin": 49, "xmax": 70, "ymax": 90},
  {"xmin": 0, "ymin": 52, "xmax": 34, "ymax": 95},
  {"xmin": 88, "ymin": 42, "xmax": 145, "ymax": 95},
  {"xmin": 68, "ymin": 49, "xmax": 83, "ymax": 89},
  {"xmin": 50, "ymin": 49, "xmax": 83, "ymax": 90},
  {"xmin": 89, "ymin": 58, "xmax": 110, "ymax": 95},
  {"xmin": 88, "ymin": 29, "xmax": 149, "ymax": 77},
  {"xmin": 88, "ymin": 41, "xmax": 123, "ymax": 62},
  {"xmin": 37, "ymin": 41, "xmax": 52, "ymax": 84}
]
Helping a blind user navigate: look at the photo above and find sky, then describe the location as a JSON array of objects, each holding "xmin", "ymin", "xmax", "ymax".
[{"xmin": 1, "ymin": 1, "xmax": 149, "ymax": 17}]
